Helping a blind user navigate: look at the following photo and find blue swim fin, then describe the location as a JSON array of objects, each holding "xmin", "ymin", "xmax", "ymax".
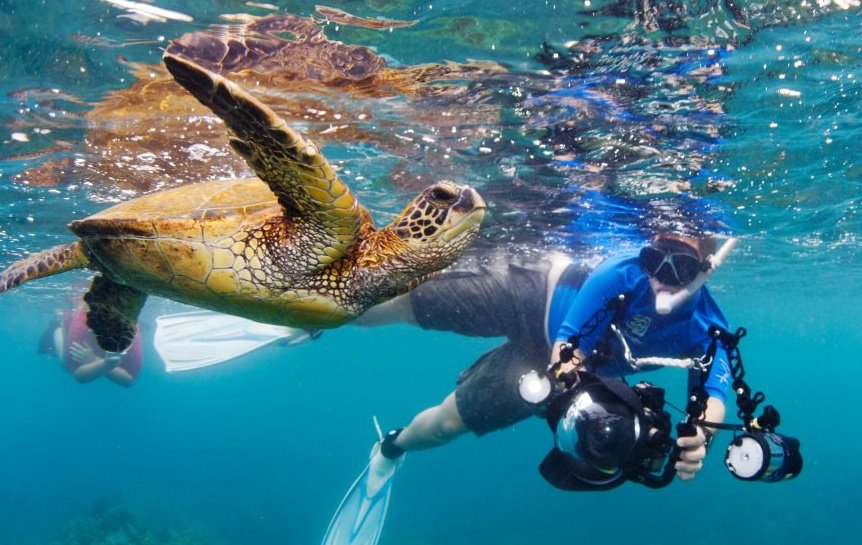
[{"xmin": 321, "ymin": 462, "xmax": 392, "ymax": 545}]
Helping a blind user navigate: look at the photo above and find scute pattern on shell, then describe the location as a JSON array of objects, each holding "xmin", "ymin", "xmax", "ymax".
[{"xmin": 66, "ymin": 173, "xmax": 372, "ymax": 325}]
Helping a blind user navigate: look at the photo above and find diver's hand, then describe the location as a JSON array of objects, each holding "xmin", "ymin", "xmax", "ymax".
[
  {"xmin": 68, "ymin": 341, "xmax": 99, "ymax": 366},
  {"xmin": 102, "ymin": 353, "xmax": 122, "ymax": 370},
  {"xmin": 675, "ymin": 427, "xmax": 709, "ymax": 480}
]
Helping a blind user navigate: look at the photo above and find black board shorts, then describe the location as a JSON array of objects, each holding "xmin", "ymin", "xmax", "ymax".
[{"xmin": 408, "ymin": 248, "xmax": 559, "ymax": 435}]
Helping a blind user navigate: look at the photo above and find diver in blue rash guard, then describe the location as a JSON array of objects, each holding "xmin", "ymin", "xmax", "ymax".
[
  {"xmin": 549, "ymin": 239, "xmax": 732, "ymax": 406},
  {"xmin": 322, "ymin": 232, "xmax": 735, "ymax": 545},
  {"xmin": 364, "ymin": 233, "xmax": 730, "ymax": 482},
  {"xmin": 545, "ymin": 234, "xmax": 731, "ymax": 489}
]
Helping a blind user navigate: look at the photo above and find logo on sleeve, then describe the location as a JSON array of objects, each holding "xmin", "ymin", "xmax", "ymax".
[
  {"xmin": 625, "ymin": 315, "xmax": 651, "ymax": 338},
  {"xmin": 716, "ymin": 359, "xmax": 731, "ymax": 384}
]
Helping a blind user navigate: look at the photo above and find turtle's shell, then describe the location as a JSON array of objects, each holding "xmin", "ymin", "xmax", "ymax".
[{"xmin": 71, "ymin": 178, "xmax": 361, "ymax": 327}]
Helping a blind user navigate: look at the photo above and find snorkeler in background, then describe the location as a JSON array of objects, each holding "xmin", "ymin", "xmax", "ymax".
[{"xmin": 39, "ymin": 299, "xmax": 143, "ymax": 387}]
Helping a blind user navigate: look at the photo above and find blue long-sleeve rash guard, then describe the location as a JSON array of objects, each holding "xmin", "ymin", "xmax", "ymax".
[{"xmin": 548, "ymin": 254, "xmax": 731, "ymax": 402}]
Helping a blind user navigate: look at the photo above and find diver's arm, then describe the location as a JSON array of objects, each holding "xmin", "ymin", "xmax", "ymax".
[
  {"xmin": 105, "ymin": 366, "xmax": 136, "ymax": 387},
  {"xmin": 551, "ymin": 256, "xmax": 628, "ymax": 372},
  {"xmin": 69, "ymin": 341, "xmax": 127, "ymax": 383},
  {"xmin": 676, "ymin": 296, "xmax": 731, "ymax": 480},
  {"xmin": 353, "ymin": 294, "xmax": 418, "ymax": 326},
  {"xmin": 68, "ymin": 341, "xmax": 109, "ymax": 383},
  {"xmin": 676, "ymin": 396, "xmax": 726, "ymax": 481},
  {"xmin": 701, "ymin": 394, "xmax": 726, "ymax": 438},
  {"xmin": 70, "ymin": 358, "xmax": 108, "ymax": 383}
]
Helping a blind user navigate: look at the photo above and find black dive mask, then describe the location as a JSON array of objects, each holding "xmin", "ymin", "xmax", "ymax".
[
  {"xmin": 639, "ymin": 239, "xmax": 705, "ymax": 287},
  {"xmin": 539, "ymin": 373, "xmax": 673, "ymax": 491}
]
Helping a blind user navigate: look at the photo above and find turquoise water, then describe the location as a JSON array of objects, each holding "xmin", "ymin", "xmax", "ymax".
[{"xmin": 1, "ymin": 1, "xmax": 860, "ymax": 544}]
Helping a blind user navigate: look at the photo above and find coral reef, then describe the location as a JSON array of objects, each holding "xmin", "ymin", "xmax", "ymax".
[{"xmin": 51, "ymin": 500, "xmax": 210, "ymax": 545}]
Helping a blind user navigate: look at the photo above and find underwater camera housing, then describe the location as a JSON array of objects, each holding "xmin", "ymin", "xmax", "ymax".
[
  {"xmin": 529, "ymin": 370, "xmax": 802, "ymax": 491},
  {"xmin": 522, "ymin": 322, "xmax": 802, "ymax": 491},
  {"xmin": 536, "ymin": 372, "xmax": 676, "ymax": 491}
]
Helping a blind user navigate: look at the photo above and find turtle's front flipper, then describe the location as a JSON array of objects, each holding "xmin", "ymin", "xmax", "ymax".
[
  {"xmin": 163, "ymin": 53, "xmax": 363, "ymax": 269},
  {"xmin": 84, "ymin": 275, "xmax": 147, "ymax": 353},
  {"xmin": 0, "ymin": 242, "xmax": 88, "ymax": 294}
]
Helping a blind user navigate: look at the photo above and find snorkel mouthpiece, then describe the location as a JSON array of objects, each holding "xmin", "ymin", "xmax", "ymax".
[{"xmin": 654, "ymin": 237, "xmax": 738, "ymax": 315}]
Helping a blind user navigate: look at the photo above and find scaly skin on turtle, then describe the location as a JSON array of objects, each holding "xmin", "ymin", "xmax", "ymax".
[{"xmin": 0, "ymin": 54, "xmax": 485, "ymax": 353}]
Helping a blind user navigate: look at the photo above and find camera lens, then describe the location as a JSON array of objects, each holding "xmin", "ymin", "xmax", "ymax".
[{"xmin": 555, "ymin": 388, "xmax": 637, "ymax": 474}]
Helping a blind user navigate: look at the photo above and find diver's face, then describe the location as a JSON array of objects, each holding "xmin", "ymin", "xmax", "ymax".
[
  {"xmin": 649, "ymin": 275, "xmax": 686, "ymax": 295},
  {"xmin": 642, "ymin": 236, "xmax": 704, "ymax": 295}
]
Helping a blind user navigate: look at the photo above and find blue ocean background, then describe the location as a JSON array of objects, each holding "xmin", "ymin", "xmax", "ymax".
[{"xmin": 1, "ymin": 1, "xmax": 860, "ymax": 544}]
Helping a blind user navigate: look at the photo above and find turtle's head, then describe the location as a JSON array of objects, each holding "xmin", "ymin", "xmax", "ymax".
[{"xmin": 389, "ymin": 181, "xmax": 485, "ymax": 268}]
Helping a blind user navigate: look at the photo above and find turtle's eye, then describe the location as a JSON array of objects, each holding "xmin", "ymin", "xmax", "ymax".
[{"xmin": 429, "ymin": 185, "xmax": 458, "ymax": 203}]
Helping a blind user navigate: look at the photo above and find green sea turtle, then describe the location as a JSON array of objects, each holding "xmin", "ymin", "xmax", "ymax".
[{"xmin": 0, "ymin": 54, "xmax": 485, "ymax": 352}]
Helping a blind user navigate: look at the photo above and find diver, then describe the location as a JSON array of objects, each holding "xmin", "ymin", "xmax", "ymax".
[
  {"xmin": 320, "ymin": 231, "xmax": 736, "ymax": 544},
  {"xmin": 39, "ymin": 297, "xmax": 143, "ymax": 386}
]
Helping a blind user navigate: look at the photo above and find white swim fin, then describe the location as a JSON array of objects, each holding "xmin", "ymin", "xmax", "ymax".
[
  {"xmin": 321, "ymin": 420, "xmax": 404, "ymax": 545},
  {"xmin": 154, "ymin": 310, "xmax": 317, "ymax": 372}
]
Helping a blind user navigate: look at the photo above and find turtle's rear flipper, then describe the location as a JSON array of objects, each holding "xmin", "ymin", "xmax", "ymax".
[{"xmin": 84, "ymin": 275, "xmax": 147, "ymax": 352}]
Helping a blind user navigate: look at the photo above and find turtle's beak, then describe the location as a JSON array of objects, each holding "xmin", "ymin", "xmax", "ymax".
[
  {"xmin": 454, "ymin": 186, "xmax": 486, "ymax": 214},
  {"xmin": 442, "ymin": 186, "xmax": 485, "ymax": 242}
]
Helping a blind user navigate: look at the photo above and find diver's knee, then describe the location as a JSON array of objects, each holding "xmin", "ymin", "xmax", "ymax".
[
  {"xmin": 435, "ymin": 398, "xmax": 468, "ymax": 439},
  {"xmin": 436, "ymin": 417, "xmax": 467, "ymax": 441}
]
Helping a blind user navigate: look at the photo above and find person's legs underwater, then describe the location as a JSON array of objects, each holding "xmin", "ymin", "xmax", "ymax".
[
  {"xmin": 369, "ymin": 337, "xmax": 547, "ymax": 496},
  {"xmin": 322, "ymin": 248, "xmax": 555, "ymax": 545},
  {"xmin": 366, "ymin": 391, "xmax": 466, "ymax": 496},
  {"xmin": 393, "ymin": 392, "xmax": 467, "ymax": 449},
  {"xmin": 366, "ymin": 247, "xmax": 558, "ymax": 489}
]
